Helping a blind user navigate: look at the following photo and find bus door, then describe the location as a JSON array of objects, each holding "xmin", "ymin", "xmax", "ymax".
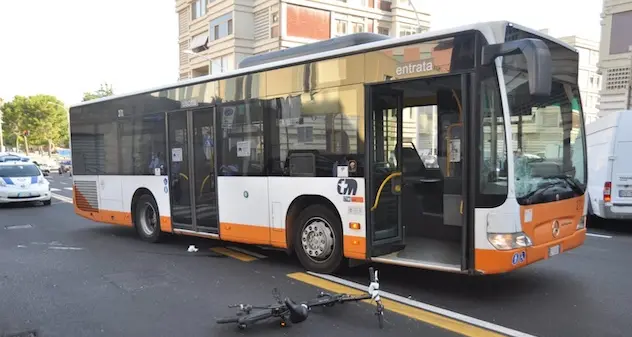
[
  {"xmin": 366, "ymin": 75, "xmax": 472, "ymax": 271},
  {"xmin": 366, "ymin": 86, "xmax": 406, "ymax": 256},
  {"xmin": 167, "ymin": 108, "xmax": 219, "ymax": 234}
]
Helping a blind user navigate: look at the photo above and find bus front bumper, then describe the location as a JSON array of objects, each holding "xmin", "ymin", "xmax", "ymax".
[{"xmin": 474, "ymin": 228, "xmax": 587, "ymax": 274}]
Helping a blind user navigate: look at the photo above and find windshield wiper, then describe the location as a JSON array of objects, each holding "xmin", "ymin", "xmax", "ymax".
[
  {"xmin": 541, "ymin": 174, "xmax": 584, "ymax": 195},
  {"xmin": 519, "ymin": 182, "xmax": 561, "ymax": 204}
]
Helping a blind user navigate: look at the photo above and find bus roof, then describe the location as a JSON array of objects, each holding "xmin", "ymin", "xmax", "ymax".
[{"xmin": 70, "ymin": 20, "xmax": 575, "ymax": 109}]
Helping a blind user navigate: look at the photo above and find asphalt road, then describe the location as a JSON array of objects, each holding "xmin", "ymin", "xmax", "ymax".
[
  {"xmin": 2, "ymin": 174, "xmax": 630, "ymax": 337},
  {"xmin": 1, "ymin": 174, "xmax": 459, "ymax": 337}
]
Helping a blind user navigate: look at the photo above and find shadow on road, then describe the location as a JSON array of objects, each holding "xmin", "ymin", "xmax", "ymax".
[
  {"xmin": 72, "ymin": 224, "xmax": 581, "ymax": 306},
  {"xmin": 587, "ymin": 216, "xmax": 632, "ymax": 235}
]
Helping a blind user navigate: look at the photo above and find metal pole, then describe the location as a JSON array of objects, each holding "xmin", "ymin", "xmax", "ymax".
[
  {"xmin": 0, "ymin": 106, "xmax": 4, "ymax": 152},
  {"xmin": 408, "ymin": 0, "xmax": 424, "ymax": 33},
  {"xmin": 627, "ymin": 45, "xmax": 632, "ymax": 110}
]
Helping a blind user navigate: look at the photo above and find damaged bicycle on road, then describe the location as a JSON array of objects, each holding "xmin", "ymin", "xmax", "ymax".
[{"xmin": 216, "ymin": 267, "xmax": 384, "ymax": 330}]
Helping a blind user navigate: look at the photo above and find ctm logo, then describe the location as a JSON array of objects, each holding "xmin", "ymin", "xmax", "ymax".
[{"xmin": 337, "ymin": 179, "xmax": 358, "ymax": 195}]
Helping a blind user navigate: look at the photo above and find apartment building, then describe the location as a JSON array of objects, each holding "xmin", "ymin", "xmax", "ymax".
[
  {"xmin": 175, "ymin": 0, "xmax": 430, "ymax": 80},
  {"xmin": 558, "ymin": 35, "xmax": 601, "ymax": 124},
  {"xmin": 597, "ymin": 0, "xmax": 632, "ymax": 116}
]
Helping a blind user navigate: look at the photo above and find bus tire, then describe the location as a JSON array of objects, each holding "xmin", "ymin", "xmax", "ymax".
[
  {"xmin": 294, "ymin": 204, "xmax": 344, "ymax": 274},
  {"xmin": 134, "ymin": 194, "xmax": 163, "ymax": 243}
]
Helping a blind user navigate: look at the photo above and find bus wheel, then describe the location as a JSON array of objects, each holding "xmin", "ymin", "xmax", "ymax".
[
  {"xmin": 294, "ymin": 205, "xmax": 344, "ymax": 274},
  {"xmin": 135, "ymin": 194, "xmax": 162, "ymax": 243}
]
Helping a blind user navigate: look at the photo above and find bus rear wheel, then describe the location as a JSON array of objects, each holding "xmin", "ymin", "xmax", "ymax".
[
  {"xmin": 294, "ymin": 205, "xmax": 344, "ymax": 274},
  {"xmin": 134, "ymin": 194, "xmax": 163, "ymax": 243}
]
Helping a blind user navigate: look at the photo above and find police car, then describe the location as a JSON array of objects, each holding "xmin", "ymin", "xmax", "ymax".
[{"xmin": 0, "ymin": 161, "xmax": 52, "ymax": 205}]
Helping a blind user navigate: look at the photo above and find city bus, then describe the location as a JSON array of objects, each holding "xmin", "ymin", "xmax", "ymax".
[{"xmin": 68, "ymin": 21, "xmax": 588, "ymax": 275}]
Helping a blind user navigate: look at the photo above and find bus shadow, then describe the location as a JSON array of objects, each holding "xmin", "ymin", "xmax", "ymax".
[
  {"xmin": 334, "ymin": 261, "xmax": 582, "ymax": 304},
  {"xmin": 73, "ymin": 225, "xmax": 577, "ymax": 304}
]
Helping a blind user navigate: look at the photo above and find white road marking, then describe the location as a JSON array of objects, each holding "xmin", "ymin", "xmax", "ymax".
[
  {"xmin": 227, "ymin": 246, "xmax": 267, "ymax": 259},
  {"xmin": 60, "ymin": 182, "xmax": 67, "ymax": 185},
  {"xmin": 49, "ymin": 246, "xmax": 84, "ymax": 251},
  {"xmin": 5, "ymin": 224, "xmax": 33, "ymax": 230},
  {"xmin": 50, "ymin": 188, "xmax": 61, "ymax": 192},
  {"xmin": 52, "ymin": 193, "xmax": 73, "ymax": 203},
  {"xmin": 307, "ymin": 271, "xmax": 539, "ymax": 337},
  {"xmin": 64, "ymin": 187, "xmax": 73, "ymax": 191},
  {"xmin": 586, "ymin": 233, "xmax": 613, "ymax": 239}
]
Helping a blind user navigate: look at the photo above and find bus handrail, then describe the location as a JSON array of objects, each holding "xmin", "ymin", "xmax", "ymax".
[{"xmin": 370, "ymin": 172, "xmax": 401, "ymax": 211}]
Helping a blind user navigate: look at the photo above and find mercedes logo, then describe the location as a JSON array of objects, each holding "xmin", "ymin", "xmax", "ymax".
[{"xmin": 552, "ymin": 220, "xmax": 560, "ymax": 238}]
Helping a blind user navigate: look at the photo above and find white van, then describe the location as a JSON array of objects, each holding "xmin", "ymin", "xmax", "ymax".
[{"xmin": 585, "ymin": 110, "xmax": 632, "ymax": 221}]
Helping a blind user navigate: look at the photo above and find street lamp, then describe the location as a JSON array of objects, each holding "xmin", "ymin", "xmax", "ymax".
[{"xmin": 407, "ymin": 0, "xmax": 424, "ymax": 33}]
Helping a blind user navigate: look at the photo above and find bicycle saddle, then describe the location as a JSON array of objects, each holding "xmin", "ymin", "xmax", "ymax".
[{"xmin": 284, "ymin": 298, "xmax": 309, "ymax": 324}]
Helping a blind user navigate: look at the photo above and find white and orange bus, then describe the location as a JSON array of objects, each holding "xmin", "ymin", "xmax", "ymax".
[{"xmin": 68, "ymin": 21, "xmax": 588, "ymax": 275}]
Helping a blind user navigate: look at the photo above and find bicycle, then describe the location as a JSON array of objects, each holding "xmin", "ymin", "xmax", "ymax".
[{"xmin": 216, "ymin": 267, "xmax": 384, "ymax": 330}]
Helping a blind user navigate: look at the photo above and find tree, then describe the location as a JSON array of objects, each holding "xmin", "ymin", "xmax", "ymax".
[
  {"xmin": 1, "ymin": 95, "xmax": 68, "ymax": 156},
  {"xmin": 82, "ymin": 82, "xmax": 114, "ymax": 102}
]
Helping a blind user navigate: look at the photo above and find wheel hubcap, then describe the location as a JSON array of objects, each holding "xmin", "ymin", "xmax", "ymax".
[
  {"xmin": 139, "ymin": 202, "xmax": 158, "ymax": 236},
  {"xmin": 301, "ymin": 217, "xmax": 335, "ymax": 263}
]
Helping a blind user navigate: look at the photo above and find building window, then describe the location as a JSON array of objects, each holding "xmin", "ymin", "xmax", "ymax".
[
  {"xmin": 297, "ymin": 126, "xmax": 313, "ymax": 143},
  {"xmin": 210, "ymin": 12, "xmax": 233, "ymax": 41},
  {"xmin": 211, "ymin": 55, "xmax": 231, "ymax": 74},
  {"xmin": 271, "ymin": 11, "xmax": 280, "ymax": 38},
  {"xmin": 352, "ymin": 22, "xmax": 364, "ymax": 33},
  {"xmin": 192, "ymin": 0, "xmax": 207, "ymax": 20},
  {"xmin": 377, "ymin": 26, "xmax": 389, "ymax": 36},
  {"xmin": 336, "ymin": 19, "xmax": 347, "ymax": 36}
]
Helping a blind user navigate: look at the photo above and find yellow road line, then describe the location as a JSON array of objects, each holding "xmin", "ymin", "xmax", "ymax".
[
  {"xmin": 287, "ymin": 272, "xmax": 505, "ymax": 337},
  {"xmin": 210, "ymin": 247, "xmax": 258, "ymax": 262}
]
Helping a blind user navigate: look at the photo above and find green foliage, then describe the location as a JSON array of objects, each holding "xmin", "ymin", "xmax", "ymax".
[
  {"xmin": 82, "ymin": 82, "xmax": 114, "ymax": 102},
  {"xmin": 0, "ymin": 94, "xmax": 69, "ymax": 149}
]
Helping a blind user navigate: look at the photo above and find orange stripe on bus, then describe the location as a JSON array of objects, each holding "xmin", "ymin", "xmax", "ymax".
[
  {"xmin": 343, "ymin": 235, "xmax": 366, "ymax": 259},
  {"xmin": 73, "ymin": 189, "xmax": 172, "ymax": 232},
  {"xmin": 219, "ymin": 222, "xmax": 287, "ymax": 248},
  {"xmin": 475, "ymin": 228, "xmax": 586, "ymax": 274}
]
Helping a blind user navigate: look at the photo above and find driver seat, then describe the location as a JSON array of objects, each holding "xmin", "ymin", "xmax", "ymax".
[{"xmin": 284, "ymin": 298, "xmax": 309, "ymax": 323}]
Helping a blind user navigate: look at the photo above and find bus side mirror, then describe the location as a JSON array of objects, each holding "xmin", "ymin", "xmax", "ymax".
[{"xmin": 481, "ymin": 38, "xmax": 552, "ymax": 96}]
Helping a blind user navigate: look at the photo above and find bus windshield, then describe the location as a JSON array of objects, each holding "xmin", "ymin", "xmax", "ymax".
[{"xmin": 502, "ymin": 29, "xmax": 587, "ymax": 205}]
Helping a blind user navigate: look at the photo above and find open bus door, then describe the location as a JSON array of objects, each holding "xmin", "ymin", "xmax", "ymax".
[
  {"xmin": 366, "ymin": 86, "xmax": 406, "ymax": 257},
  {"xmin": 365, "ymin": 74, "xmax": 474, "ymax": 272}
]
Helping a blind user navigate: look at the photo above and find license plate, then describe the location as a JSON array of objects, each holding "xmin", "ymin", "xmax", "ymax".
[
  {"xmin": 619, "ymin": 190, "xmax": 632, "ymax": 197},
  {"xmin": 17, "ymin": 192, "xmax": 30, "ymax": 197},
  {"xmin": 548, "ymin": 245, "xmax": 560, "ymax": 257}
]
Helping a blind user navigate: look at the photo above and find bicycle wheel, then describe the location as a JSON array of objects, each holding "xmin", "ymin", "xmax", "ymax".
[{"xmin": 238, "ymin": 309, "xmax": 276, "ymax": 325}]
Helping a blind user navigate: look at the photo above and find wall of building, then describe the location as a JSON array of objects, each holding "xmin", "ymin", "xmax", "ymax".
[
  {"xmin": 175, "ymin": 0, "xmax": 430, "ymax": 79},
  {"xmin": 558, "ymin": 35, "xmax": 602, "ymax": 124},
  {"xmin": 597, "ymin": 0, "xmax": 632, "ymax": 116}
]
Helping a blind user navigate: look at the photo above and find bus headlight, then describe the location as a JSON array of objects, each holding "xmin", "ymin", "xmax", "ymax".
[
  {"xmin": 576, "ymin": 216, "xmax": 586, "ymax": 230},
  {"xmin": 487, "ymin": 232, "xmax": 533, "ymax": 250}
]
